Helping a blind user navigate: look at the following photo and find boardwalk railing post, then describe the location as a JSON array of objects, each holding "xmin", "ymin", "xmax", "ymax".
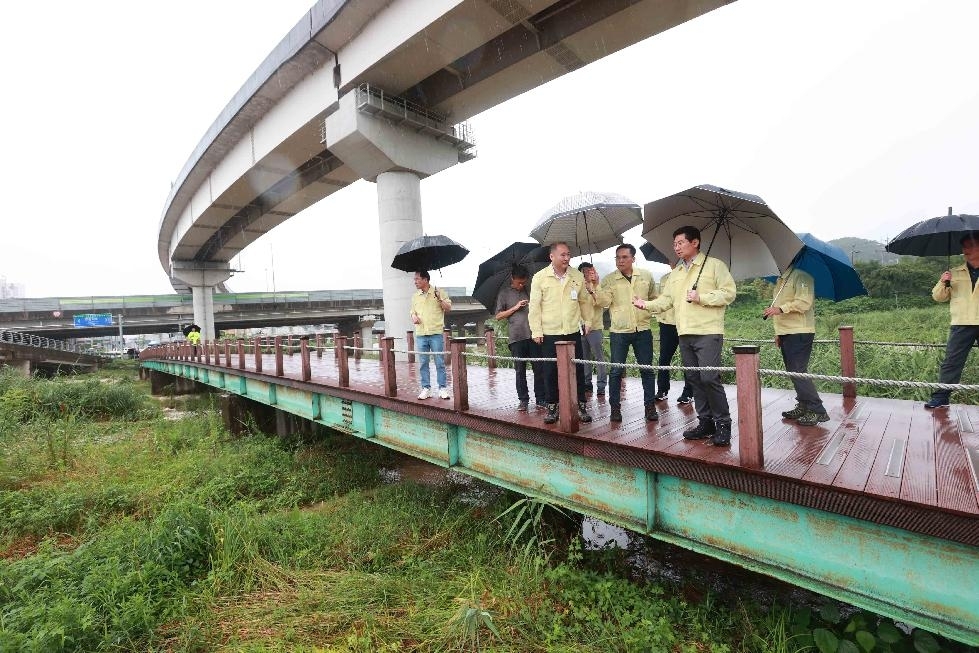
[
  {"xmin": 733, "ymin": 345, "xmax": 764, "ymax": 469},
  {"xmin": 253, "ymin": 337, "xmax": 262, "ymax": 373},
  {"xmin": 450, "ymin": 338, "xmax": 469, "ymax": 411},
  {"xmin": 274, "ymin": 336, "xmax": 284, "ymax": 377},
  {"xmin": 443, "ymin": 328, "xmax": 452, "ymax": 368},
  {"xmin": 224, "ymin": 342, "xmax": 232, "ymax": 368},
  {"xmin": 555, "ymin": 341, "xmax": 580, "ymax": 433},
  {"xmin": 211, "ymin": 342, "xmax": 219, "ymax": 366},
  {"xmin": 485, "ymin": 329, "xmax": 496, "ymax": 370},
  {"xmin": 237, "ymin": 339, "xmax": 245, "ymax": 370},
  {"xmin": 839, "ymin": 326, "xmax": 856, "ymax": 398},
  {"xmin": 288, "ymin": 335, "xmax": 295, "ymax": 357},
  {"xmin": 315, "ymin": 333, "xmax": 323, "ymax": 358},
  {"xmin": 381, "ymin": 336, "xmax": 397, "ymax": 397},
  {"xmin": 300, "ymin": 336, "xmax": 311, "ymax": 381},
  {"xmin": 354, "ymin": 332, "xmax": 362, "ymax": 361},
  {"xmin": 336, "ymin": 335, "xmax": 349, "ymax": 387},
  {"xmin": 204, "ymin": 340, "xmax": 211, "ymax": 365},
  {"xmin": 406, "ymin": 330, "xmax": 415, "ymax": 364}
]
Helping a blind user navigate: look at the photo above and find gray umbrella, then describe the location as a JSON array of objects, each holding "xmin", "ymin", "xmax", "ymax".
[
  {"xmin": 530, "ymin": 191, "xmax": 642, "ymax": 256},
  {"xmin": 642, "ymin": 184, "xmax": 804, "ymax": 281}
]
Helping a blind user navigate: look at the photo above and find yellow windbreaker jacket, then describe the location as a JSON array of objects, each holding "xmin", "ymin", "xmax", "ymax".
[
  {"xmin": 410, "ymin": 286, "xmax": 451, "ymax": 336},
  {"xmin": 771, "ymin": 267, "xmax": 816, "ymax": 335},
  {"xmin": 932, "ymin": 264, "xmax": 979, "ymax": 325},
  {"xmin": 645, "ymin": 253, "xmax": 736, "ymax": 335},
  {"xmin": 594, "ymin": 268, "xmax": 657, "ymax": 333},
  {"xmin": 529, "ymin": 266, "xmax": 594, "ymax": 338}
]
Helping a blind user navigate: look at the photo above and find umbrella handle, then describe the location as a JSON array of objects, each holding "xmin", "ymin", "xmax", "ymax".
[{"xmin": 686, "ymin": 282, "xmax": 697, "ymax": 303}]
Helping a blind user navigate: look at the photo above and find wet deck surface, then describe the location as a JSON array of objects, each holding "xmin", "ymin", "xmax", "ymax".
[{"xmin": 179, "ymin": 350, "xmax": 979, "ymax": 543}]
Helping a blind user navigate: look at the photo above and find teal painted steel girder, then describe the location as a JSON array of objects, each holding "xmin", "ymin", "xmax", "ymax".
[{"xmin": 143, "ymin": 362, "xmax": 979, "ymax": 645}]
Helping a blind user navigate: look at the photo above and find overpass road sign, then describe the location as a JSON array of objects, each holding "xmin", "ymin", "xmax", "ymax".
[{"xmin": 73, "ymin": 313, "xmax": 114, "ymax": 327}]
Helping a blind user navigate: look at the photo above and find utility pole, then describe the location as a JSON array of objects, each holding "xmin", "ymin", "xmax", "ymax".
[{"xmin": 117, "ymin": 313, "xmax": 124, "ymax": 352}]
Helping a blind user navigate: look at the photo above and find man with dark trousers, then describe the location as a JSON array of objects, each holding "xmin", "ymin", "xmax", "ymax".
[
  {"xmin": 634, "ymin": 226, "xmax": 736, "ymax": 446},
  {"xmin": 925, "ymin": 232, "xmax": 979, "ymax": 409},
  {"xmin": 495, "ymin": 264, "xmax": 545, "ymax": 411},
  {"xmin": 529, "ymin": 242, "xmax": 594, "ymax": 425},
  {"xmin": 590, "ymin": 244, "xmax": 658, "ymax": 423},
  {"xmin": 654, "ymin": 269, "xmax": 693, "ymax": 405}
]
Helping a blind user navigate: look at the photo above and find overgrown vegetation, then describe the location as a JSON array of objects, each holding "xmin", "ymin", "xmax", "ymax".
[{"xmin": 0, "ymin": 361, "xmax": 973, "ymax": 651}]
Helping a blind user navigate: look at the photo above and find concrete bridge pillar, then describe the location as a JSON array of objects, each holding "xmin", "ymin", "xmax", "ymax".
[
  {"xmin": 170, "ymin": 261, "xmax": 233, "ymax": 341},
  {"xmin": 3, "ymin": 358, "xmax": 31, "ymax": 377},
  {"xmin": 358, "ymin": 317, "xmax": 376, "ymax": 352},
  {"xmin": 323, "ymin": 89, "xmax": 472, "ymax": 354}
]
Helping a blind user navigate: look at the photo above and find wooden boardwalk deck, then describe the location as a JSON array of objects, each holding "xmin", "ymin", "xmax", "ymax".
[{"xmin": 178, "ymin": 348, "xmax": 979, "ymax": 547}]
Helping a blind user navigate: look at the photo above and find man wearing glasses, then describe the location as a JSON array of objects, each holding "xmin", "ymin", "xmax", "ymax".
[{"xmin": 634, "ymin": 227, "xmax": 736, "ymax": 446}]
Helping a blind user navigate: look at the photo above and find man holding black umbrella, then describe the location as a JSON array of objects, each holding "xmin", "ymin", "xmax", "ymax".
[
  {"xmin": 495, "ymin": 264, "xmax": 545, "ymax": 411},
  {"xmin": 925, "ymin": 233, "xmax": 979, "ymax": 409},
  {"xmin": 411, "ymin": 270, "xmax": 452, "ymax": 401}
]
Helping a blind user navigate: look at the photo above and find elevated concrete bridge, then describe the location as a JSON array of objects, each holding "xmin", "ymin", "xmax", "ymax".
[
  {"xmin": 0, "ymin": 289, "xmax": 488, "ymax": 340},
  {"xmin": 160, "ymin": 0, "xmax": 732, "ymax": 342}
]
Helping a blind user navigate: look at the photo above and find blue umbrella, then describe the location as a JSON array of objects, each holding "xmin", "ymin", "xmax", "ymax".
[{"xmin": 766, "ymin": 233, "xmax": 867, "ymax": 301}]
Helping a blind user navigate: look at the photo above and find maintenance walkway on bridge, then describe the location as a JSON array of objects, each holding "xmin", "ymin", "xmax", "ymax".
[{"xmin": 141, "ymin": 335, "xmax": 979, "ymax": 645}]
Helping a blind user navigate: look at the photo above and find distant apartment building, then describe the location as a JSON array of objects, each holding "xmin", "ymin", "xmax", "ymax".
[{"xmin": 0, "ymin": 277, "xmax": 25, "ymax": 299}]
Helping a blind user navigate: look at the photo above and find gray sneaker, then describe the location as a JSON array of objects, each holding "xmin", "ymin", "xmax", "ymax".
[{"xmin": 517, "ymin": 399, "xmax": 529, "ymax": 411}]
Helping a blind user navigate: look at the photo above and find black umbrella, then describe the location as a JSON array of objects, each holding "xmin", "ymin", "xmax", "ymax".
[
  {"xmin": 639, "ymin": 242, "xmax": 670, "ymax": 264},
  {"xmin": 885, "ymin": 208, "xmax": 979, "ymax": 276},
  {"xmin": 391, "ymin": 234, "xmax": 469, "ymax": 272},
  {"xmin": 472, "ymin": 242, "xmax": 550, "ymax": 311},
  {"xmin": 182, "ymin": 323, "xmax": 201, "ymax": 337}
]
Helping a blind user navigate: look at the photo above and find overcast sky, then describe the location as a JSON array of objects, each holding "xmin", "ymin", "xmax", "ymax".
[{"xmin": 2, "ymin": 0, "xmax": 977, "ymax": 298}]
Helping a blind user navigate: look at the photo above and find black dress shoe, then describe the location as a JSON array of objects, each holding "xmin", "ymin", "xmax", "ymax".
[
  {"xmin": 645, "ymin": 403, "xmax": 659, "ymax": 421},
  {"xmin": 610, "ymin": 406, "xmax": 622, "ymax": 422},
  {"xmin": 683, "ymin": 419, "xmax": 715, "ymax": 440}
]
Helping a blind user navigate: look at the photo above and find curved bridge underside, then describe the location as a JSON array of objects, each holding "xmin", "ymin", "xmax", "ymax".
[{"xmin": 159, "ymin": 0, "xmax": 732, "ymax": 290}]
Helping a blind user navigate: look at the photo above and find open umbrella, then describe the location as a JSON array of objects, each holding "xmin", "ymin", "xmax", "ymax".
[
  {"xmin": 391, "ymin": 234, "xmax": 469, "ymax": 272},
  {"xmin": 885, "ymin": 208, "xmax": 979, "ymax": 274},
  {"xmin": 766, "ymin": 233, "xmax": 867, "ymax": 302},
  {"xmin": 639, "ymin": 242, "xmax": 670, "ymax": 264},
  {"xmin": 471, "ymin": 242, "xmax": 550, "ymax": 311},
  {"xmin": 530, "ymin": 191, "xmax": 641, "ymax": 256},
  {"xmin": 642, "ymin": 184, "xmax": 804, "ymax": 282},
  {"xmin": 181, "ymin": 323, "xmax": 201, "ymax": 337}
]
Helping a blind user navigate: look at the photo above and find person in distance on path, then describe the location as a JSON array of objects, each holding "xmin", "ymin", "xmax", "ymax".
[{"xmin": 410, "ymin": 270, "xmax": 452, "ymax": 400}]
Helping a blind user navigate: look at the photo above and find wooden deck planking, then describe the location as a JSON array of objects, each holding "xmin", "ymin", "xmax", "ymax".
[
  {"xmin": 174, "ymin": 352, "xmax": 979, "ymax": 520},
  {"xmin": 831, "ymin": 405, "xmax": 892, "ymax": 493},
  {"xmin": 899, "ymin": 410, "xmax": 938, "ymax": 507}
]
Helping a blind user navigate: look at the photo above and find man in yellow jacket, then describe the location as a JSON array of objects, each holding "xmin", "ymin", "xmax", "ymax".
[
  {"xmin": 634, "ymin": 226, "xmax": 736, "ymax": 446},
  {"xmin": 591, "ymin": 244, "xmax": 658, "ymax": 423},
  {"xmin": 410, "ymin": 270, "xmax": 452, "ymax": 400},
  {"xmin": 925, "ymin": 233, "xmax": 979, "ymax": 409},
  {"xmin": 763, "ymin": 266, "xmax": 828, "ymax": 425},
  {"xmin": 529, "ymin": 242, "xmax": 594, "ymax": 425}
]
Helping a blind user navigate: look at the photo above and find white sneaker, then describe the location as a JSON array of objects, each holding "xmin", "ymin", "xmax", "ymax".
[
  {"xmin": 417, "ymin": 387, "xmax": 431, "ymax": 400},
  {"xmin": 438, "ymin": 387, "xmax": 450, "ymax": 400}
]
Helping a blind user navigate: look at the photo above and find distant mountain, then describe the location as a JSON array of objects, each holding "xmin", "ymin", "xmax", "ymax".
[{"xmin": 827, "ymin": 237, "xmax": 900, "ymax": 265}]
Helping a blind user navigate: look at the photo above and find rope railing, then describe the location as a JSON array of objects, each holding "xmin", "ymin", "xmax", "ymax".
[{"xmin": 142, "ymin": 327, "xmax": 979, "ymax": 470}]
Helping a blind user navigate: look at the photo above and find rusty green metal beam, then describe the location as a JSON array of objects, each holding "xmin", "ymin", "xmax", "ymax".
[{"xmin": 143, "ymin": 361, "xmax": 979, "ymax": 645}]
